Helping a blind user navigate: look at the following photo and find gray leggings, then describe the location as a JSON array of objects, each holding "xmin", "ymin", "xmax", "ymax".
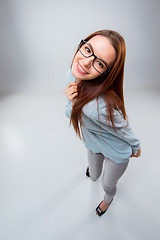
[{"xmin": 87, "ymin": 150, "xmax": 129, "ymax": 204}]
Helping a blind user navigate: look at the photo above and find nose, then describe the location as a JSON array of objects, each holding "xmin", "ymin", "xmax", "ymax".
[{"xmin": 82, "ymin": 56, "xmax": 94, "ymax": 68}]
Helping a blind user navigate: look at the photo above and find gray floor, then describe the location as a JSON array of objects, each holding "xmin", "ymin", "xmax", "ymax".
[{"xmin": 0, "ymin": 88, "xmax": 160, "ymax": 240}]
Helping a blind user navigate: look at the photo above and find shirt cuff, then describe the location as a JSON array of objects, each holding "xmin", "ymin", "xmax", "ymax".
[{"xmin": 132, "ymin": 144, "xmax": 140, "ymax": 155}]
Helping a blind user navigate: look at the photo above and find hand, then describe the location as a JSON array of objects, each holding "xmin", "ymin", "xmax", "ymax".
[
  {"xmin": 130, "ymin": 146, "xmax": 141, "ymax": 158},
  {"xmin": 65, "ymin": 81, "xmax": 78, "ymax": 102}
]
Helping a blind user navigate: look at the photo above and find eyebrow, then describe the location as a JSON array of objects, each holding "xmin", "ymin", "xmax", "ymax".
[{"xmin": 87, "ymin": 42, "xmax": 108, "ymax": 66}]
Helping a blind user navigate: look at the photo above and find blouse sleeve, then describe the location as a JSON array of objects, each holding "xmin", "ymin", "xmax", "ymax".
[
  {"xmin": 65, "ymin": 99, "xmax": 72, "ymax": 119},
  {"xmin": 65, "ymin": 69, "xmax": 73, "ymax": 119}
]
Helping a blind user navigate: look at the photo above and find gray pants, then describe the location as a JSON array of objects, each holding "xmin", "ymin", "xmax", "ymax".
[{"xmin": 87, "ymin": 150, "xmax": 129, "ymax": 204}]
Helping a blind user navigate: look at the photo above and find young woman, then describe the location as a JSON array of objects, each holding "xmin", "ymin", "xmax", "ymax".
[{"xmin": 65, "ymin": 30, "xmax": 141, "ymax": 216}]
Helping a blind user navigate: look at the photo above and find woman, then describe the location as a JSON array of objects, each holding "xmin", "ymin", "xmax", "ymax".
[{"xmin": 65, "ymin": 30, "xmax": 141, "ymax": 216}]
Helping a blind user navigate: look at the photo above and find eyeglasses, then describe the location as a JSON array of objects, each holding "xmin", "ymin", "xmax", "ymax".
[{"xmin": 78, "ymin": 40, "xmax": 110, "ymax": 74}]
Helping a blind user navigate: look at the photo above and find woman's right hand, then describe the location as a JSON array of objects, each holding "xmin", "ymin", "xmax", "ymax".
[
  {"xmin": 130, "ymin": 146, "xmax": 141, "ymax": 158},
  {"xmin": 65, "ymin": 81, "xmax": 78, "ymax": 102}
]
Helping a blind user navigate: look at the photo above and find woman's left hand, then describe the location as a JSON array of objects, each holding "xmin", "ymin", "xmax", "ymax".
[{"xmin": 130, "ymin": 146, "xmax": 141, "ymax": 158}]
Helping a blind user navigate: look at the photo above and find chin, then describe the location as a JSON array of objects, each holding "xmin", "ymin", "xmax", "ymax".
[
  {"xmin": 71, "ymin": 67, "xmax": 79, "ymax": 79},
  {"xmin": 71, "ymin": 64, "xmax": 97, "ymax": 81},
  {"xmin": 71, "ymin": 66, "xmax": 83, "ymax": 81}
]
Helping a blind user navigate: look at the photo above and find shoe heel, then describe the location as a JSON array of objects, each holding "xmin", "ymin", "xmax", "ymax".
[{"xmin": 86, "ymin": 167, "xmax": 90, "ymax": 177}]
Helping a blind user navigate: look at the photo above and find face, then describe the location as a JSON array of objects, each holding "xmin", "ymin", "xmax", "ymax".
[{"xmin": 71, "ymin": 35, "xmax": 116, "ymax": 82}]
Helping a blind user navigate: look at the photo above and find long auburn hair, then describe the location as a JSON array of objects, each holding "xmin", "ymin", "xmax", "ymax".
[{"xmin": 70, "ymin": 30, "xmax": 127, "ymax": 139}]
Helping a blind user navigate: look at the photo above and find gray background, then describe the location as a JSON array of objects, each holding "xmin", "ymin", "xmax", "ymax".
[
  {"xmin": 0, "ymin": 1, "xmax": 160, "ymax": 240},
  {"xmin": 0, "ymin": 0, "xmax": 160, "ymax": 95}
]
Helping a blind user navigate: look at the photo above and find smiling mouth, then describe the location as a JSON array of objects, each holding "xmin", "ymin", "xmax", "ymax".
[{"xmin": 77, "ymin": 62, "xmax": 88, "ymax": 74}]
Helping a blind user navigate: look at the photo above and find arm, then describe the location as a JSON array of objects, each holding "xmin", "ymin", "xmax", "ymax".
[
  {"xmin": 115, "ymin": 119, "xmax": 141, "ymax": 157},
  {"xmin": 65, "ymin": 81, "xmax": 78, "ymax": 119}
]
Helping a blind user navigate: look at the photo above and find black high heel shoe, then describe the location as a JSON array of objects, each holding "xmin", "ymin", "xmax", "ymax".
[
  {"xmin": 96, "ymin": 199, "xmax": 113, "ymax": 216},
  {"xmin": 86, "ymin": 167, "xmax": 90, "ymax": 177}
]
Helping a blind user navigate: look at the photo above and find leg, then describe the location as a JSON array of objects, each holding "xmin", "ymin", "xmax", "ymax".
[
  {"xmin": 96, "ymin": 158, "xmax": 129, "ymax": 216},
  {"xmin": 87, "ymin": 150, "xmax": 104, "ymax": 181},
  {"xmin": 102, "ymin": 157, "xmax": 129, "ymax": 204}
]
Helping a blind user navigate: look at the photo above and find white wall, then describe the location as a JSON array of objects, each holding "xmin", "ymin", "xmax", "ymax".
[{"xmin": 0, "ymin": 0, "xmax": 160, "ymax": 94}]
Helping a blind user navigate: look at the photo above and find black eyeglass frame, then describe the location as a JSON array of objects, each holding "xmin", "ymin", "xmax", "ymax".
[{"xmin": 78, "ymin": 39, "xmax": 110, "ymax": 74}]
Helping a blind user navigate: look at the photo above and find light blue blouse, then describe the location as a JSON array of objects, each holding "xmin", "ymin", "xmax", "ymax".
[{"xmin": 65, "ymin": 69, "xmax": 140, "ymax": 163}]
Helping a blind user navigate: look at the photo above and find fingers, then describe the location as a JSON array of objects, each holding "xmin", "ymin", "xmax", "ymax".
[
  {"xmin": 71, "ymin": 92, "xmax": 78, "ymax": 99},
  {"xmin": 131, "ymin": 153, "xmax": 138, "ymax": 158},
  {"xmin": 67, "ymin": 81, "xmax": 78, "ymax": 87},
  {"xmin": 130, "ymin": 154, "xmax": 137, "ymax": 158},
  {"xmin": 65, "ymin": 86, "xmax": 78, "ymax": 97},
  {"xmin": 136, "ymin": 147, "xmax": 141, "ymax": 157},
  {"xmin": 67, "ymin": 85, "xmax": 78, "ymax": 93},
  {"xmin": 65, "ymin": 82, "xmax": 78, "ymax": 101},
  {"xmin": 65, "ymin": 82, "xmax": 78, "ymax": 92},
  {"xmin": 130, "ymin": 147, "xmax": 141, "ymax": 158}
]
